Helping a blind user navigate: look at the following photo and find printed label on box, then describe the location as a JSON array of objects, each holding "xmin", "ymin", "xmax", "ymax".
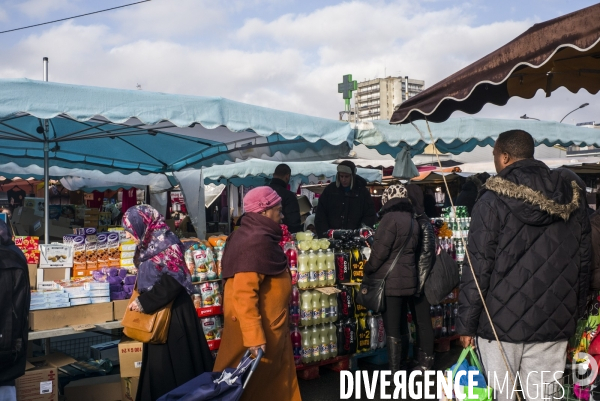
[
  {"xmin": 134, "ymin": 361, "xmax": 142, "ymax": 368},
  {"xmin": 40, "ymin": 380, "xmax": 52, "ymax": 394}
]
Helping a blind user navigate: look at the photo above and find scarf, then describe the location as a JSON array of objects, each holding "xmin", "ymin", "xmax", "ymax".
[
  {"xmin": 122, "ymin": 205, "xmax": 194, "ymax": 294},
  {"xmin": 221, "ymin": 212, "xmax": 288, "ymax": 279}
]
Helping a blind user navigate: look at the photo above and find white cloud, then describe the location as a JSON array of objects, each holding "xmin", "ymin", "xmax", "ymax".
[
  {"xmin": 0, "ymin": 6, "xmax": 7, "ymax": 22},
  {"xmin": 15, "ymin": 0, "xmax": 74, "ymax": 19}
]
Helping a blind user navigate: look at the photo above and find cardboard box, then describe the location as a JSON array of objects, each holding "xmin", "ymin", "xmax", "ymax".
[
  {"xmin": 113, "ymin": 300, "xmax": 129, "ymax": 321},
  {"xmin": 90, "ymin": 340, "xmax": 120, "ymax": 365},
  {"xmin": 73, "ymin": 269, "xmax": 94, "ymax": 277},
  {"xmin": 28, "ymin": 263, "xmax": 37, "ymax": 289},
  {"xmin": 36, "ymin": 268, "xmax": 71, "ymax": 287},
  {"xmin": 39, "ymin": 244, "xmax": 73, "ymax": 268},
  {"xmin": 16, "ymin": 353, "xmax": 76, "ymax": 401},
  {"xmin": 64, "ymin": 375, "xmax": 122, "ymax": 401},
  {"xmin": 23, "ymin": 249, "xmax": 40, "ymax": 265},
  {"xmin": 118, "ymin": 337, "xmax": 143, "ymax": 378},
  {"xmin": 121, "ymin": 377, "xmax": 139, "ymax": 401},
  {"xmin": 14, "ymin": 236, "xmax": 40, "ymax": 250},
  {"xmin": 29, "ymin": 302, "xmax": 113, "ymax": 331}
]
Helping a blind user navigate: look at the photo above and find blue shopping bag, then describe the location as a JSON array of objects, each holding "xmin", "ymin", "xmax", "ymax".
[{"xmin": 158, "ymin": 350, "xmax": 262, "ymax": 401}]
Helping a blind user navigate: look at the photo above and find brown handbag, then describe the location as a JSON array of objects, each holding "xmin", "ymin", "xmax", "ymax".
[{"xmin": 121, "ymin": 283, "xmax": 174, "ymax": 344}]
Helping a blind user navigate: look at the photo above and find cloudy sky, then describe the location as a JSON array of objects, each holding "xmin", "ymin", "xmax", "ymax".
[{"xmin": 0, "ymin": 0, "xmax": 597, "ymax": 124}]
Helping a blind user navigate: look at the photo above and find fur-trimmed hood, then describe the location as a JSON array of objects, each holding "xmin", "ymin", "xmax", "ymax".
[{"xmin": 483, "ymin": 159, "xmax": 583, "ymax": 225}]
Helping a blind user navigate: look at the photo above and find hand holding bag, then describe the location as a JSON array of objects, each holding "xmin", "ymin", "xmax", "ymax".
[
  {"xmin": 356, "ymin": 219, "xmax": 413, "ymax": 313},
  {"xmin": 444, "ymin": 346, "xmax": 493, "ymax": 401},
  {"xmin": 121, "ymin": 282, "xmax": 173, "ymax": 344},
  {"xmin": 424, "ymin": 244, "xmax": 460, "ymax": 305}
]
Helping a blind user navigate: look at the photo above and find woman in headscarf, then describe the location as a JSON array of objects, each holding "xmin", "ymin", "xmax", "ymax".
[
  {"xmin": 363, "ymin": 183, "xmax": 420, "ymax": 374},
  {"xmin": 0, "ymin": 220, "xmax": 30, "ymax": 401},
  {"xmin": 214, "ymin": 187, "xmax": 301, "ymax": 401},
  {"xmin": 122, "ymin": 205, "xmax": 213, "ymax": 401}
]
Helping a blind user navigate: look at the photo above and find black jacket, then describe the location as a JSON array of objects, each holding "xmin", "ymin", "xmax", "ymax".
[
  {"xmin": 269, "ymin": 178, "xmax": 302, "ymax": 233},
  {"xmin": 455, "ymin": 181, "xmax": 479, "ymax": 216},
  {"xmin": 137, "ymin": 274, "xmax": 214, "ymax": 401},
  {"xmin": 415, "ymin": 213, "xmax": 436, "ymax": 297},
  {"xmin": 457, "ymin": 159, "xmax": 592, "ymax": 343},
  {"xmin": 364, "ymin": 199, "xmax": 420, "ymax": 297},
  {"xmin": 315, "ymin": 175, "xmax": 376, "ymax": 238},
  {"xmin": 590, "ymin": 210, "xmax": 600, "ymax": 291},
  {"xmin": 0, "ymin": 245, "xmax": 30, "ymax": 386}
]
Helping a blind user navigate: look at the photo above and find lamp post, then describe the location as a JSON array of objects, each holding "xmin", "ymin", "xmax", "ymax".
[
  {"xmin": 520, "ymin": 114, "xmax": 540, "ymax": 121},
  {"xmin": 560, "ymin": 103, "xmax": 589, "ymax": 123}
]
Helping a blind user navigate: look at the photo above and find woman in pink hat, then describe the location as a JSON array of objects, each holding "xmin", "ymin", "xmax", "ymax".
[{"xmin": 214, "ymin": 187, "xmax": 301, "ymax": 401}]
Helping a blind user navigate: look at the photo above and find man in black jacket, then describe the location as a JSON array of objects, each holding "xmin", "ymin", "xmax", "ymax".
[
  {"xmin": 457, "ymin": 130, "xmax": 591, "ymax": 401},
  {"xmin": 314, "ymin": 160, "xmax": 376, "ymax": 237},
  {"xmin": 269, "ymin": 164, "xmax": 302, "ymax": 233}
]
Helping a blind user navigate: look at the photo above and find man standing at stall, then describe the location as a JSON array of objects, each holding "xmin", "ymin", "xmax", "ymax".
[
  {"xmin": 269, "ymin": 164, "xmax": 303, "ymax": 233},
  {"xmin": 457, "ymin": 130, "xmax": 591, "ymax": 401},
  {"xmin": 315, "ymin": 160, "xmax": 376, "ymax": 237}
]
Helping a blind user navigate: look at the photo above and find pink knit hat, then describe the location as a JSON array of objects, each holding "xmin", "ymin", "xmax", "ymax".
[{"xmin": 244, "ymin": 186, "xmax": 282, "ymax": 213}]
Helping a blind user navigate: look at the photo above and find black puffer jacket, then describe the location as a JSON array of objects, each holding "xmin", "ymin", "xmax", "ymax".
[
  {"xmin": 315, "ymin": 175, "xmax": 376, "ymax": 237},
  {"xmin": 364, "ymin": 198, "xmax": 420, "ymax": 297},
  {"xmin": 457, "ymin": 159, "xmax": 592, "ymax": 343}
]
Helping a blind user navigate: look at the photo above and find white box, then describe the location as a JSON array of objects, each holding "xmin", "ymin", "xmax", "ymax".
[{"xmin": 39, "ymin": 244, "xmax": 74, "ymax": 268}]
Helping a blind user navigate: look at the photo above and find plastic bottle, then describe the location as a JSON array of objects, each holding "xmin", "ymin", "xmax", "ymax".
[
  {"xmin": 317, "ymin": 250, "xmax": 327, "ymax": 288},
  {"xmin": 376, "ymin": 315, "xmax": 386, "ymax": 348},
  {"xmin": 328, "ymin": 322, "xmax": 338, "ymax": 357},
  {"xmin": 291, "ymin": 325, "xmax": 302, "ymax": 365},
  {"xmin": 308, "ymin": 250, "xmax": 318, "ymax": 289},
  {"xmin": 300, "ymin": 290, "xmax": 313, "ymax": 326},
  {"xmin": 311, "ymin": 290, "xmax": 322, "ymax": 325},
  {"xmin": 368, "ymin": 312, "xmax": 378, "ymax": 350},
  {"xmin": 329, "ymin": 293, "xmax": 338, "ymax": 323},
  {"xmin": 297, "ymin": 251, "xmax": 309, "ymax": 290},
  {"xmin": 325, "ymin": 249, "xmax": 336, "ymax": 286},
  {"xmin": 320, "ymin": 294, "xmax": 328, "ymax": 323},
  {"xmin": 301, "ymin": 327, "xmax": 312, "ymax": 364},
  {"xmin": 290, "ymin": 286, "xmax": 300, "ymax": 326},
  {"xmin": 311, "ymin": 325, "xmax": 321, "ymax": 362},
  {"xmin": 286, "ymin": 242, "xmax": 298, "ymax": 286},
  {"xmin": 319, "ymin": 323, "xmax": 330, "ymax": 360}
]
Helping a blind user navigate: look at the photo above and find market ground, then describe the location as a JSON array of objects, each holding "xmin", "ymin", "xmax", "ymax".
[{"xmin": 298, "ymin": 345, "xmax": 463, "ymax": 401}]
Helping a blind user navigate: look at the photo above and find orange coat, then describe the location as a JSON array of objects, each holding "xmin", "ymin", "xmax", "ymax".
[{"xmin": 214, "ymin": 271, "xmax": 301, "ymax": 401}]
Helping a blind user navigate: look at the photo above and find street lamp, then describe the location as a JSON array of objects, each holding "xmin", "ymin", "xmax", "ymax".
[
  {"xmin": 520, "ymin": 114, "xmax": 540, "ymax": 121},
  {"xmin": 560, "ymin": 103, "xmax": 589, "ymax": 123}
]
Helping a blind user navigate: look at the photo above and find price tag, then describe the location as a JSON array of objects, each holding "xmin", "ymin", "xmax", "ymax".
[
  {"xmin": 134, "ymin": 361, "xmax": 142, "ymax": 368},
  {"xmin": 70, "ymin": 324, "xmax": 96, "ymax": 331},
  {"xmin": 315, "ymin": 287, "xmax": 341, "ymax": 295},
  {"xmin": 40, "ymin": 381, "xmax": 52, "ymax": 394}
]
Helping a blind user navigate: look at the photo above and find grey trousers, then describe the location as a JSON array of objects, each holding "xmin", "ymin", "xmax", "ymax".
[
  {"xmin": 476, "ymin": 337, "xmax": 567, "ymax": 401},
  {"xmin": 0, "ymin": 386, "xmax": 16, "ymax": 401}
]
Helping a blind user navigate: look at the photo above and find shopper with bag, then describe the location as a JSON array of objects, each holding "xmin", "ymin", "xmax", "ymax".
[
  {"xmin": 363, "ymin": 183, "xmax": 420, "ymax": 373},
  {"xmin": 406, "ymin": 184, "xmax": 436, "ymax": 371},
  {"xmin": 122, "ymin": 205, "xmax": 214, "ymax": 401},
  {"xmin": 0, "ymin": 220, "xmax": 30, "ymax": 401},
  {"xmin": 214, "ymin": 187, "xmax": 301, "ymax": 401},
  {"xmin": 457, "ymin": 130, "xmax": 592, "ymax": 401}
]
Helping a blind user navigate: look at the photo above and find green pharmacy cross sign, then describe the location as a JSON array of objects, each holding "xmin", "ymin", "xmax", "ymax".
[{"xmin": 338, "ymin": 74, "xmax": 357, "ymax": 112}]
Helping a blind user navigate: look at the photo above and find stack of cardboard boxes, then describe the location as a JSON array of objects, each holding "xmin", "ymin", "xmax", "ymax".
[{"xmin": 118, "ymin": 338, "xmax": 142, "ymax": 401}]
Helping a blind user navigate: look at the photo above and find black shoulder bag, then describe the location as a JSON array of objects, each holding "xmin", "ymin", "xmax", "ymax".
[{"xmin": 356, "ymin": 219, "xmax": 413, "ymax": 313}]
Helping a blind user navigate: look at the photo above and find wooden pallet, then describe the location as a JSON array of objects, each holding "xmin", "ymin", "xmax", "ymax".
[
  {"xmin": 296, "ymin": 355, "xmax": 350, "ymax": 380},
  {"xmin": 349, "ymin": 348, "xmax": 388, "ymax": 371}
]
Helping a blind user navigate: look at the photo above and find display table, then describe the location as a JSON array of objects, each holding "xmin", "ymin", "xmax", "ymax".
[{"xmin": 28, "ymin": 320, "xmax": 123, "ymax": 341}]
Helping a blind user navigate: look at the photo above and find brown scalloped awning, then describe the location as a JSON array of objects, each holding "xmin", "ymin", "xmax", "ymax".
[{"xmin": 390, "ymin": 3, "xmax": 600, "ymax": 124}]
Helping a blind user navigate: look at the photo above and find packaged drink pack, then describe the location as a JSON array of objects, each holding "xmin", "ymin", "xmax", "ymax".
[
  {"xmin": 328, "ymin": 293, "xmax": 339, "ymax": 323},
  {"xmin": 298, "ymin": 251, "xmax": 309, "ymax": 290},
  {"xmin": 301, "ymin": 327, "xmax": 312, "ymax": 364},
  {"xmin": 308, "ymin": 251, "xmax": 318, "ymax": 288},
  {"xmin": 344, "ymin": 318, "xmax": 357, "ymax": 355},
  {"xmin": 300, "ymin": 290, "xmax": 313, "ymax": 326},
  {"xmin": 328, "ymin": 322, "xmax": 338, "ymax": 357},
  {"xmin": 311, "ymin": 290, "xmax": 321, "ymax": 325},
  {"xmin": 335, "ymin": 250, "xmax": 351, "ymax": 284},
  {"xmin": 325, "ymin": 249, "xmax": 336, "ymax": 286},
  {"xmin": 311, "ymin": 326, "xmax": 320, "ymax": 362},
  {"xmin": 350, "ymin": 247, "xmax": 366, "ymax": 283},
  {"xmin": 319, "ymin": 324, "xmax": 330, "ymax": 360},
  {"xmin": 356, "ymin": 316, "xmax": 371, "ymax": 353},
  {"xmin": 337, "ymin": 284, "xmax": 355, "ymax": 319},
  {"xmin": 353, "ymin": 286, "xmax": 368, "ymax": 317}
]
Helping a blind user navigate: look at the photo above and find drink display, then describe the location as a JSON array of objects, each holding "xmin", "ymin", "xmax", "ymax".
[
  {"xmin": 328, "ymin": 293, "xmax": 338, "ymax": 323},
  {"xmin": 301, "ymin": 290, "xmax": 312, "ymax": 326},
  {"xmin": 325, "ymin": 249, "xmax": 336, "ymax": 286},
  {"xmin": 319, "ymin": 324, "xmax": 330, "ymax": 360},
  {"xmin": 301, "ymin": 326, "xmax": 312, "ymax": 364},
  {"xmin": 317, "ymin": 250, "xmax": 327, "ymax": 287},
  {"xmin": 308, "ymin": 251, "xmax": 318, "ymax": 289},
  {"xmin": 311, "ymin": 290, "xmax": 321, "ymax": 325},
  {"xmin": 328, "ymin": 322, "xmax": 338, "ymax": 357},
  {"xmin": 311, "ymin": 325, "xmax": 320, "ymax": 362},
  {"xmin": 298, "ymin": 251, "xmax": 309, "ymax": 290}
]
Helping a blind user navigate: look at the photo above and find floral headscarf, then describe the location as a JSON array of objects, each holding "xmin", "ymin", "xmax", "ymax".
[{"xmin": 122, "ymin": 205, "xmax": 194, "ymax": 294}]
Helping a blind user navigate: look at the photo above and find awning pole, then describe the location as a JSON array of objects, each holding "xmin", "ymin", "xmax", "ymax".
[
  {"xmin": 226, "ymin": 180, "xmax": 231, "ymax": 234},
  {"xmin": 43, "ymin": 57, "xmax": 49, "ymax": 244}
]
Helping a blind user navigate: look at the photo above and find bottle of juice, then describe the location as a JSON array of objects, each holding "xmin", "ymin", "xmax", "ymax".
[
  {"xmin": 290, "ymin": 285, "xmax": 300, "ymax": 326},
  {"xmin": 317, "ymin": 250, "xmax": 327, "ymax": 288},
  {"xmin": 329, "ymin": 293, "xmax": 338, "ymax": 322},
  {"xmin": 298, "ymin": 251, "xmax": 309, "ymax": 290},
  {"xmin": 328, "ymin": 321, "xmax": 338, "ymax": 357},
  {"xmin": 319, "ymin": 323, "xmax": 330, "ymax": 360},
  {"xmin": 308, "ymin": 250, "xmax": 318, "ymax": 289},
  {"xmin": 311, "ymin": 325, "xmax": 321, "ymax": 362},
  {"xmin": 301, "ymin": 326, "xmax": 312, "ymax": 364},
  {"xmin": 320, "ymin": 293, "xmax": 328, "ymax": 323},
  {"xmin": 300, "ymin": 290, "xmax": 312, "ymax": 326},
  {"xmin": 311, "ymin": 290, "xmax": 322, "ymax": 325},
  {"xmin": 325, "ymin": 249, "xmax": 336, "ymax": 286}
]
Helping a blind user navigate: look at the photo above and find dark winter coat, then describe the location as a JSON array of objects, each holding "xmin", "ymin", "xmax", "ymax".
[
  {"xmin": 415, "ymin": 213, "xmax": 436, "ymax": 297},
  {"xmin": 0, "ymin": 245, "xmax": 29, "ymax": 387},
  {"xmin": 457, "ymin": 159, "xmax": 592, "ymax": 343},
  {"xmin": 455, "ymin": 181, "xmax": 479, "ymax": 216},
  {"xmin": 269, "ymin": 178, "xmax": 303, "ymax": 233},
  {"xmin": 136, "ymin": 274, "xmax": 214, "ymax": 401},
  {"xmin": 315, "ymin": 175, "xmax": 376, "ymax": 237},
  {"xmin": 364, "ymin": 198, "xmax": 421, "ymax": 297},
  {"xmin": 590, "ymin": 210, "xmax": 600, "ymax": 291}
]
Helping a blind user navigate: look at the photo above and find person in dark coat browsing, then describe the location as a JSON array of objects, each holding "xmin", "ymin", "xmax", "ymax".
[
  {"xmin": 269, "ymin": 164, "xmax": 302, "ymax": 233},
  {"xmin": 123, "ymin": 206, "xmax": 213, "ymax": 401}
]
